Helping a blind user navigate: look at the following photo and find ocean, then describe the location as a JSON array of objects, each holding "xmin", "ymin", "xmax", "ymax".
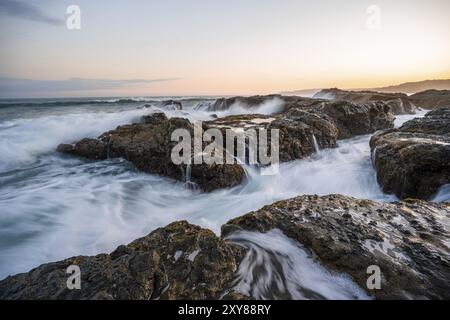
[{"xmin": 0, "ymin": 97, "xmax": 447, "ymax": 297}]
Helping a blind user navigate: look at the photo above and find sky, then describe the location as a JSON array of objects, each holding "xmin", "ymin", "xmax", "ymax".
[{"xmin": 0, "ymin": 0, "xmax": 449, "ymax": 98}]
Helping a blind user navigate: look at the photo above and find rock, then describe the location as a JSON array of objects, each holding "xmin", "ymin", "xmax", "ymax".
[
  {"xmin": 160, "ymin": 100, "xmax": 183, "ymax": 110},
  {"xmin": 207, "ymin": 95, "xmax": 282, "ymax": 112},
  {"xmin": 205, "ymin": 100, "xmax": 393, "ymax": 162},
  {"xmin": 370, "ymin": 107, "xmax": 450, "ymax": 199},
  {"xmin": 57, "ymin": 113, "xmax": 245, "ymax": 192},
  {"xmin": 409, "ymin": 89, "xmax": 450, "ymax": 110},
  {"xmin": 205, "ymin": 112, "xmax": 338, "ymax": 163},
  {"xmin": 1, "ymin": 195, "xmax": 448, "ymax": 300},
  {"xmin": 305, "ymin": 100, "xmax": 395, "ymax": 139},
  {"xmin": 0, "ymin": 221, "xmax": 244, "ymax": 300},
  {"xmin": 57, "ymin": 138, "xmax": 107, "ymax": 160},
  {"xmin": 222, "ymin": 194, "xmax": 450, "ymax": 300},
  {"xmin": 314, "ymin": 88, "xmax": 417, "ymax": 114}
]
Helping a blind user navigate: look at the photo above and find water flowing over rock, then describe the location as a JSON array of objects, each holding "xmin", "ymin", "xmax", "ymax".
[
  {"xmin": 409, "ymin": 89, "xmax": 450, "ymax": 110},
  {"xmin": 2, "ymin": 195, "xmax": 448, "ymax": 300},
  {"xmin": 205, "ymin": 99, "xmax": 394, "ymax": 162},
  {"xmin": 57, "ymin": 113, "xmax": 245, "ymax": 192},
  {"xmin": 313, "ymin": 88, "xmax": 417, "ymax": 115},
  {"xmin": 222, "ymin": 194, "xmax": 450, "ymax": 300},
  {"xmin": 370, "ymin": 107, "xmax": 450, "ymax": 199}
]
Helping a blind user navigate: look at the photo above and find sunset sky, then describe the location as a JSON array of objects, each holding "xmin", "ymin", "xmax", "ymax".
[{"xmin": 0, "ymin": 0, "xmax": 449, "ymax": 98}]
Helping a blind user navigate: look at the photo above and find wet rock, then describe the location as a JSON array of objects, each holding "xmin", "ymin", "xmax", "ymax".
[
  {"xmin": 207, "ymin": 95, "xmax": 283, "ymax": 112},
  {"xmin": 222, "ymin": 194, "xmax": 450, "ymax": 300},
  {"xmin": 160, "ymin": 100, "xmax": 183, "ymax": 110},
  {"xmin": 205, "ymin": 100, "xmax": 393, "ymax": 162},
  {"xmin": 410, "ymin": 90, "xmax": 450, "ymax": 110},
  {"xmin": 1, "ymin": 195, "xmax": 448, "ymax": 300},
  {"xmin": 370, "ymin": 107, "xmax": 450, "ymax": 199},
  {"xmin": 57, "ymin": 113, "xmax": 245, "ymax": 192},
  {"xmin": 314, "ymin": 88, "xmax": 417, "ymax": 114},
  {"xmin": 0, "ymin": 221, "xmax": 244, "ymax": 300},
  {"xmin": 306, "ymin": 100, "xmax": 395, "ymax": 139}
]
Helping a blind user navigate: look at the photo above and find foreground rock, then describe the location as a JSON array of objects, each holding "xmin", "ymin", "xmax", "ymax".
[
  {"xmin": 223, "ymin": 194, "xmax": 450, "ymax": 300},
  {"xmin": 370, "ymin": 107, "xmax": 450, "ymax": 199},
  {"xmin": 0, "ymin": 221, "xmax": 244, "ymax": 300},
  {"xmin": 1, "ymin": 195, "xmax": 448, "ymax": 300},
  {"xmin": 57, "ymin": 113, "xmax": 245, "ymax": 192},
  {"xmin": 409, "ymin": 89, "xmax": 450, "ymax": 110},
  {"xmin": 313, "ymin": 88, "xmax": 417, "ymax": 114}
]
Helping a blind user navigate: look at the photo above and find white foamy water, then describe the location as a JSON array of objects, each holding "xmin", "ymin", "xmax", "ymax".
[
  {"xmin": 225, "ymin": 230, "xmax": 371, "ymax": 300},
  {"xmin": 0, "ymin": 100, "xmax": 445, "ymax": 297}
]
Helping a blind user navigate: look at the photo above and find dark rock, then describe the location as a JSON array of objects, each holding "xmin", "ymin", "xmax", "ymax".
[
  {"xmin": 410, "ymin": 90, "xmax": 450, "ymax": 110},
  {"xmin": 0, "ymin": 221, "xmax": 244, "ymax": 300},
  {"xmin": 205, "ymin": 100, "xmax": 393, "ymax": 162},
  {"xmin": 370, "ymin": 107, "xmax": 450, "ymax": 199},
  {"xmin": 57, "ymin": 113, "xmax": 245, "ymax": 192},
  {"xmin": 222, "ymin": 194, "xmax": 450, "ymax": 300},
  {"xmin": 1, "ymin": 195, "xmax": 448, "ymax": 300},
  {"xmin": 314, "ymin": 88, "xmax": 417, "ymax": 114},
  {"xmin": 306, "ymin": 100, "xmax": 395, "ymax": 139}
]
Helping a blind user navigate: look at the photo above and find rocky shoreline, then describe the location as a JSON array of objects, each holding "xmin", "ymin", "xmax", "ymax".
[
  {"xmin": 1, "ymin": 194, "xmax": 448, "ymax": 300},
  {"xmin": 2, "ymin": 88, "xmax": 448, "ymax": 300}
]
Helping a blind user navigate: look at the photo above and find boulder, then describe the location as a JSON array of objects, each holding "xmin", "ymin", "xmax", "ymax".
[
  {"xmin": 370, "ymin": 107, "xmax": 450, "ymax": 199},
  {"xmin": 0, "ymin": 221, "xmax": 244, "ymax": 300},
  {"xmin": 222, "ymin": 194, "xmax": 450, "ymax": 300},
  {"xmin": 409, "ymin": 89, "xmax": 450, "ymax": 110},
  {"xmin": 57, "ymin": 113, "xmax": 245, "ymax": 192},
  {"xmin": 313, "ymin": 88, "xmax": 417, "ymax": 114}
]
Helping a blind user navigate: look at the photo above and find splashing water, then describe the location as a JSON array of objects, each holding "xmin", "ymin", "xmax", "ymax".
[
  {"xmin": 0, "ymin": 99, "xmax": 442, "ymax": 282},
  {"xmin": 225, "ymin": 229, "xmax": 371, "ymax": 300}
]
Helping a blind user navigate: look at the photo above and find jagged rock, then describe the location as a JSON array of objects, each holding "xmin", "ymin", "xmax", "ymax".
[
  {"xmin": 205, "ymin": 100, "xmax": 393, "ymax": 162},
  {"xmin": 222, "ymin": 194, "xmax": 450, "ymax": 300},
  {"xmin": 160, "ymin": 100, "xmax": 183, "ymax": 110},
  {"xmin": 3, "ymin": 195, "xmax": 448, "ymax": 300},
  {"xmin": 304, "ymin": 100, "xmax": 395, "ymax": 139},
  {"xmin": 313, "ymin": 88, "xmax": 417, "ymax": 114},
  {"xmin": 0, "ymin": 221, "xmax": 244, "ymax": 300},
  {"xmin": 370, "ymin": 107, "xmax": 450, "ymax": 200},
  {"xmin": 409, "ymin": 89, "xmax": 450, "ymax": 110},
  {"xmin": 57, "ymin": 113, "xmax": 245, "ymax": 192}
]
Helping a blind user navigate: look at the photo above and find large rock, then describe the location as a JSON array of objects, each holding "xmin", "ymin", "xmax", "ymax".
[
  {"xmin": 314, "ymin": 88, "xmax": 417, "ymax": 114},
  {"xmin": 57, "ymin": 113, "xmax": 245, "ymax": 192},
  {"xmin": 222, "ymin": 194, "xmax": 450, "ymax": 300},
  {"xmin": 205, "ymin": 100, "xmax": 394, "ymax": 162},
  {"xmin": 370, "ymin": 107, "xmax": 450, "ymax": 200},
  {"xmin": 409, "ymin": 89, "xmax": 450, "ymax": 110},
  {"xmin": 0, "ymin": 221, "xmax": 244, "ymax": 300}
]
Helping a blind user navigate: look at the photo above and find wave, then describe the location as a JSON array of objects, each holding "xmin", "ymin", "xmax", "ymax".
[
  {"xmin": 0, "ymin": 108, "xmax": 151, "ymax": 172},
  {"xmin": 226, "ymin": 229, "xmax": 371, "ymax": 300}
]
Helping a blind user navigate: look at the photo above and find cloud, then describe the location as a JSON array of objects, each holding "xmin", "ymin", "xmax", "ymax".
[
  {"xmin": 0, "ymin": 0, "xmax": 63, "ymax": 25},
  {"xmin": 0, "ymin": 77, "xmax": 180, "ymax": 96}
]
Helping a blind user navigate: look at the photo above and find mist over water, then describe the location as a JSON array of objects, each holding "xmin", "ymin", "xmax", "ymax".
[
  {"xmin": 226, "ymin": 230, "xmax": 371, "ymax": 300},
  {"xmin": 0, "ymin": 99, "xmax": 445, "ymax": 294}
]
